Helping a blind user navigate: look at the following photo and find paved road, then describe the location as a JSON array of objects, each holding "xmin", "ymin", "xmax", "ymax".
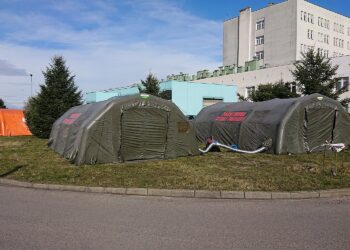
[{"xmin": 0, "ymin": 186, "xmax": 349, "ymax": 250}]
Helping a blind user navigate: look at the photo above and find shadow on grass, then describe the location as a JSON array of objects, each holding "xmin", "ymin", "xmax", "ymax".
[{"xmin": 0, "ymin": 165, "xmax": 27, "ymax": 178}]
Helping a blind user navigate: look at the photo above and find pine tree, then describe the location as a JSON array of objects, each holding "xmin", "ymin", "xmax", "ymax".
[
  {"xmin": 292, "ymin": 48, "xmax": 349, "ymax": 106},
  {"xmin": 25, "ymin": 56, "xmax": 82, "ymax": 138},
  {"xmin": 138, "ymin": 73, "xmax": 161, "ymax": 96},
  {"xmin": 138, "ymin": 73, "xmax": 170, "ymax": 100},
  {"xmin": 0, "ymin": 98, "xmax": 6, "ymax": 109}
]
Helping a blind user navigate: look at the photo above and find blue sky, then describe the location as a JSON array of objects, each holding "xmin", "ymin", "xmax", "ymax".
[{"xmin": 0, "ymin": 0, "xmax": 349, "ymax": 107}]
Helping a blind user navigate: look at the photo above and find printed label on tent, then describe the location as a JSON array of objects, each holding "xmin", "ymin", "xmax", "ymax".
[
  {"xmin": 63, "ymin": 113, "xmax": 81, "ymax": 124},
  {"xmin": 215, "ymin": 112, "xmax": 246, "ymax": 122},
  {"xmin": 178, "ymin": 122, "xmax": 190, "ymax": 133}
]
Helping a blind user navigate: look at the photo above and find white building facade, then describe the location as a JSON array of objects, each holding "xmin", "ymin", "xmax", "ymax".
[
  {"xmin": 223, "ymin": 0, "xmax": 350, "ymax": 67},
  {"xmin": 191, "ymin": 0, "xmax": 349, "ymax": 110},
  {"xmin": 193, "ymin": 56, "xmax": 350, "ymax": 104}
]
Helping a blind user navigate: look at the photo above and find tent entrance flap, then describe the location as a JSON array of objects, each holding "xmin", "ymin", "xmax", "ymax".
[
  {"xmin": 304, "ymin": 107, "xmax": 336, "ymax": 151},
  {"xmin": 120, "ymin": 107, "xmax": 168, "ymax": 161}
]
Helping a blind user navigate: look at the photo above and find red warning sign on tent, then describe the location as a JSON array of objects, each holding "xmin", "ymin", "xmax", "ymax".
[{"xmin": 215, "ymin": 112, "xmax": 246, "ymax": 122}]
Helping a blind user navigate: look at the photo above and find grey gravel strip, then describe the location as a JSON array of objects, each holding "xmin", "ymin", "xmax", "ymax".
[{"xmin": 1, "ymin": 178, "xmax": 350, "ymax": 200}]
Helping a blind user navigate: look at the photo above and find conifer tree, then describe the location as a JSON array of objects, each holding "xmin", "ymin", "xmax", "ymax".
[
  {"xmin": 25, "ymin": 56, "xmax": 82, "ymax": 138},
  {"xmin": 138, "ymin": 73, "xmax": 161, "ymax": 96},
  {"xmin": 0, "ymin": 98, "xmax": 6, "ymax": 109},
  {"xmin": 292, "ymin": 48, "xmax": 349, "ymax": 106},
  {"xmin": 138, "ymin": 73, "xmax": 170, "ymax": 100}
]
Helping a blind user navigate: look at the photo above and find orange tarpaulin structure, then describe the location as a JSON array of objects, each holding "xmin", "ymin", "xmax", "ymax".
[{"xmin": 0, "ymin": 109, "xmax": 32, "ymax": 136}]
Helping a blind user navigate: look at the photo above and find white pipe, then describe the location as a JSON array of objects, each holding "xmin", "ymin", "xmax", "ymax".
[
  {"xmin": 309, "ymin": 143, "xmax": 346, "ymax": 153},
  {"xmin": 199, "ymin": 142, "xmax": 267, "ymax": 154}
]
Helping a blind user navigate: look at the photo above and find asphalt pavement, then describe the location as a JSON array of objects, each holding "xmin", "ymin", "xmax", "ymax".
[{"xmin": 0, "ymin": 185, "xmax": 349, "ymax": 250}]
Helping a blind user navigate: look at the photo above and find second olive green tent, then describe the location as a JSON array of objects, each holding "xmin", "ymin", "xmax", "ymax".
[{"xmin": 194, "ymin": 94, "xmax": 350, "ymax": 154}]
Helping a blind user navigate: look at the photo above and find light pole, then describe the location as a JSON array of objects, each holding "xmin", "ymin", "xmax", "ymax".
[{"xmin": 30, "ymin": 74, "xmax": 33, "ymax": 96}]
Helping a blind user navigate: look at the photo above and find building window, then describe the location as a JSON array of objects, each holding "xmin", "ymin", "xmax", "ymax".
[
  {"xmin": 343, "ymin": 77, "xmax": 349, "ymax": 91},
  {"xmin": 256, "ymin": 36, "xmax": 264, "ymax": 45},
  {"xmin": 317, "ymin": 48, "xmax": 329, "ymax": 58},
  {"xmin": 348, "ymin": 41, "xmax": 350, "ymax": 50},
  {"xmin": 318, "ymin": 32, "xmax": 322, "ymax": 42},
  {"xmin": 255, "ymin": 51, "xmax": 264, "ymax": 60},
  {"xmin": 324, "ymin": 50, "xmax": 329, "ymax": 58},
  {"xmin": 319, "ymin": 18, "xmax": 331, "ymax": 29},
  {"xmin": 300, "ymin": 44, "xmax": 315, "ymax": 54},
  {"xmin": 324, "ymin": 34, "xmax": 329, "ymax": 44},
  {"xmin": 246, "ymin": 86, "xmax": 255, "ymax": 98},
  {"xmin": 302, "ymin": 11, "xmax": 313, "ymax": 23},
  {"xmin": 325, "ymin": 19, "xmax": 330, "ymax": 29},
  {"xmin": 256, "ymin": 20, "xmax": 265, "ymax": 30},
  {"xmin": 300, "ymin": 44, "xmax": 309, "ymax": 53},
  {"xmin": 348, "ymin": 27, "xmax": 350, "ymax": 36},
  {"xmin": 334, "ymin": 38, "xmax": 345, "ymax": 48},
  {"xmin": 289, "ymin": 82, "xmax": 297, "ymax": 93},
  {"xmin": 333, "ymin": 52, "xmax": 344, "ymax": 57},
  {"xmin": 307, "ymin": 29, "xmax": 313, "ymax": 39},
  {"xmin": 336, "ymin": 77, "xmax": 349, "ymax": 92},
  {"xmin": 334, "ymin": 22, "xmax": 345, "ymax": 33}
]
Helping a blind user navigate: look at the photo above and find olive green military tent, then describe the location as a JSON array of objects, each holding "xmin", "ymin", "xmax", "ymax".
[
  {"xmin": 194, "ymin": 94, "xmax": 350, "ymax": 154},
  {"xmin": 49, "ymin": 94, "xmax": 199, "ymax": 165}
]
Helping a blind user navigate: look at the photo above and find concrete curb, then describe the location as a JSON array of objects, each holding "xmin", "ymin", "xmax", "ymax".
[{"xmin": 1, "ymin": 178, "xmax": 350, "ymax": 200}]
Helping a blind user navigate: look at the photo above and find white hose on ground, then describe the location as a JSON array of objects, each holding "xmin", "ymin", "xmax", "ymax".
[
  {"xmin": 199, "ymin": 141, "xmax": 267, "ymax": 154},
  {"xmin": 309, "ymin": 143, "xmax": 346, "ymax": 153}
]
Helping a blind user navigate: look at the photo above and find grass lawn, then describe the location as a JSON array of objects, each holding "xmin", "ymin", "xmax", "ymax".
[{"xmin": 0, "ymin": 136, "xmax": 349, "ymax": 192}]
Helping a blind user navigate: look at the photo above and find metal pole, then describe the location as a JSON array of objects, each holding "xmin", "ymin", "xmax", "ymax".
[{"xmin": 30, "ymin": 74, "xmax": 33, "ymax": 96}]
